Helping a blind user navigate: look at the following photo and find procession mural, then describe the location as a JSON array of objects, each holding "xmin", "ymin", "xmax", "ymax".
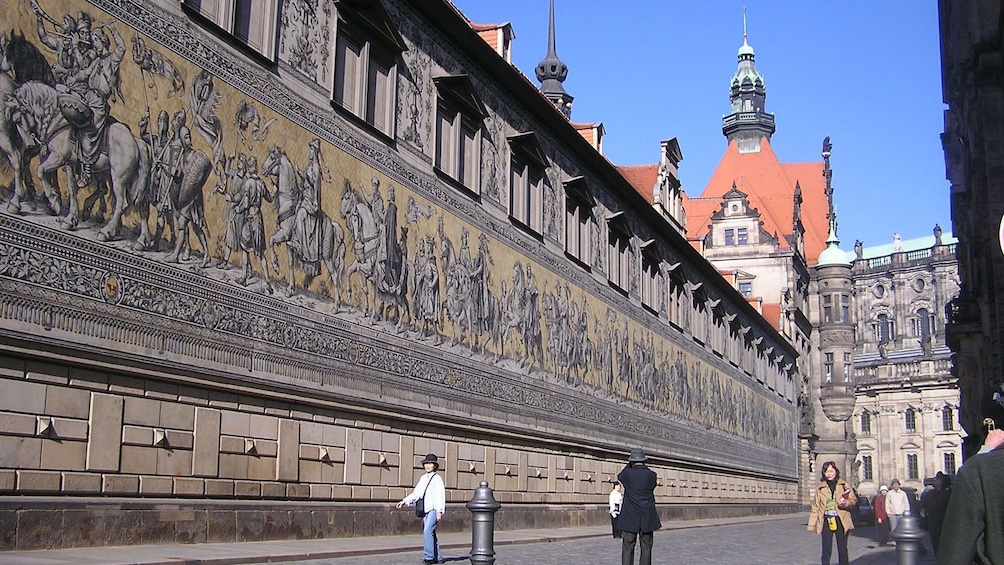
[{"xmin": 0, "ymin": 0, "xmax": 795, "ymax": 456}]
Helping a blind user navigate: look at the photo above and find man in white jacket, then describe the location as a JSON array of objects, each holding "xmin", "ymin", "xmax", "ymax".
[
  {"xmin": 397, "ymin": 453, "xmax": 446, "ymax": 564},
  {"xmin": 884, "ymin": 478, "xmax": 910, "ymax": 542}
]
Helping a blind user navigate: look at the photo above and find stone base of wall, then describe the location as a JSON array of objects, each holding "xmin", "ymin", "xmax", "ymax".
[{"xmin": 0, "ymin": 497, "xmax": 801, "ymax": 551}]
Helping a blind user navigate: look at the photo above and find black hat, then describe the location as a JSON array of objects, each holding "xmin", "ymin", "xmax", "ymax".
[
  {"xmin": 421, "ymin": 453, "xmax": 439, "ymax": 468},
  {"xmin": 628, "ymin": 448, "xmax": 648, "ymax": 463}
]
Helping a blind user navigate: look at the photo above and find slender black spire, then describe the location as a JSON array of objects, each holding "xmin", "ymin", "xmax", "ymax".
[
  {"xmin": 535, "ymin": 0, "xmax": 573, "ymax": 118},
  {"xmin": 722, "ymin": 8, "xmax": 775, "ymax": 152}
]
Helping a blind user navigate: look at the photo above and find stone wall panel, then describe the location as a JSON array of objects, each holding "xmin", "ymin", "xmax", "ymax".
[{"xmin": 0, "ymin": 0, "xmax": 802, "ymax": 549}]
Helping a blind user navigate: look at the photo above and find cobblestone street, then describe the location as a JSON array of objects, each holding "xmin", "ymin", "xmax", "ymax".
[{"xmin": 272, "ymin": 517, "xmax": 935, "ymax": 565}]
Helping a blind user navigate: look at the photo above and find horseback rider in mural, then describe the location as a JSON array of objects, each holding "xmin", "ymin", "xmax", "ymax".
[
  {"xmin": 47, "ymin": 12, "xmax": 126, "ymax": 189},
  {"xmin": 34, "ymin": 7, "xmax": 94, "ymax": 87},
  {"xmin": 289, "ymin": 138, "xmax": 325, "ymax": 278}
]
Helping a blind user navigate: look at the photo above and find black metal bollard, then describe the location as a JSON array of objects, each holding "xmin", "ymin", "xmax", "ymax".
[
  {"xmin": 890, "ymin": 511, "xmax": 925, "ymax": 565},
  {"xmin": 467, "ymin": 481, "xmax": 502, "ymax": 565}
]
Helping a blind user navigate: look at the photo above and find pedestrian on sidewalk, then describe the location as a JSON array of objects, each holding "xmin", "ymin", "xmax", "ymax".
[
  {"xmin": 873, "ymin": 485, "xmax": 889, "ymax": 545},
  {"xmin": 884, "ymin": 478, "xmax": 909, "ymax": 541},
  {"xmin": 397, "ymin": 453, "xmax": 446, "ymax": 565},
  {"xmin": 609, "ymin": 481, "xmax": 623, "ymax": 539},
  {"xmin": 920, "ymin": 472, "xmax": 951, "ymax": 554},
  {"xmin": 808, "ymin": 461, "xmax": 856, "ymax": 565},
  {"xmin": 616, "ymin": 448, "xmax": 661, "ymax": 565}
]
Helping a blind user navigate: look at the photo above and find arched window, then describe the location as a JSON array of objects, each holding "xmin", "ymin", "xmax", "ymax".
[{"xmin": 942, "ymin": 406, "xmax": 954, "ymax": 431}]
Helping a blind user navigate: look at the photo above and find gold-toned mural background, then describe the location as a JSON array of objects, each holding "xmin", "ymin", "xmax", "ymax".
[{"xmin": 0, "ymin": 0, "xmax": 793, "ymax": 453}]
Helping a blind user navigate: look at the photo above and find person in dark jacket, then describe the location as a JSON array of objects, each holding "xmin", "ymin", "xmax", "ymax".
[
  {"xmin": 616, "ymin": 448, "xmax": 661, "ymax": 565},
  {"xmin": 919, "ymin": 472, "xmax": 951, "ymax": 554},
  {"xmin": 938, "ymin": 388, "xmax": 1004, "ymax": 565}
]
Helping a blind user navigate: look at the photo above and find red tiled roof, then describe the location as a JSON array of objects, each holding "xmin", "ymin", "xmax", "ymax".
[
  {"xmin": 617, "ymin": 164, "xmax": 659, "ymax": 204},
  {"xmin": 469, "ymin": 22, "xmax": 503, "ymax": 32},
  {"xmin": 687, "ymin": 138, "xmax": 828, "ymax": 264},
  {"xmin": 760, "ymin": 302, "xmax": 782, "ymax": 332}
]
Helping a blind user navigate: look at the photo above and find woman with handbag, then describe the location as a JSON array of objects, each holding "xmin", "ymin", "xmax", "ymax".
[
  {"xmin": 807, "ymin": 461, "xmax": 857, "ymax": 565},
  {"xmin": 397, "ymin": 453, "xmax": 446, "ymax": 565}
]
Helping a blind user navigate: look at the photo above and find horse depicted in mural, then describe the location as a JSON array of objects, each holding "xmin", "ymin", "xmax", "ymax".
[
  {"xmin": 7, "ymin": 80, "xmax": 153, "ymax": 245},
  {"xmin": 372, "ymin": 225, "xmax": 411, "ymax": 331},
  {"xmin": 0, "ymin": 31, "xmax": 51, "ymax": 215},
  {"xmin": 263, "ymin": 146, "xmax": 344, "ymax": 301},
  {"xmin": 339, "ymin": 181, "xmax": 381, "ymax": 317},
  {"xmin": 437, "ymin": 230, "xmax": 472, "ymax": 346}
]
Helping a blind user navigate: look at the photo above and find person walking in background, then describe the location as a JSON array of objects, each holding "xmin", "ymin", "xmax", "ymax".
[
  {"xmin": 884, "ymin": 478, "xmax": 909, "ymax": 542},
  {"xmin": 616, "ymin": 448, "xmax": 661, "ymax": 565},
  {"xmin": 920, "ymin": 472, "xmax": 951, "ymax": 554},
  {"xmin": 873, "ymin": 485, "xmax": 889, "ymax": 545},
  {"xmin": 608, "ymin": 481, "xmax": 623, "ymax": 539},
  {"xmin": 938, "ymin": 390, "xmax": 1004, "ymax": 564},
  {"xmin": 808, "ymin": 461, "xmax": 856, "ymax": 565},
  {"xmin": 396, "ymin": 453, "xmax": 446, "ymax": 565}
]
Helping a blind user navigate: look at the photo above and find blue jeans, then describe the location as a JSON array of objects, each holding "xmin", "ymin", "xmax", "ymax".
[{"xmin": 422, "ymin": 510, "xmax": 441, "ymax": 562}]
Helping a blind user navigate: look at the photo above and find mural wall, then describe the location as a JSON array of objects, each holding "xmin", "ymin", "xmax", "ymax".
[{"xmin": 0, "ymin": 1, "xmax": 799, "ymax": 546}]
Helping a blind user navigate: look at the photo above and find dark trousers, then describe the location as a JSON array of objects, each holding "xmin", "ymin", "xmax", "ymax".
[
  {"xmin": 621, "ymin": 531, "xmax": 653, "ymax": 565},
  {"xmin": 820, "ymin": 519, "xmax": 849, "ymax": 565}
]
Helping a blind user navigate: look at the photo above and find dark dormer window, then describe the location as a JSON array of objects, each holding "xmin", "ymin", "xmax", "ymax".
[
  {"xmin": 509, "ymin": 132, "xmax": 548, "ymax": 236},
  {"xmin": 333, "ymin": 1, "xmax": 406, "ymax": 137},
  {"xmin": 607, "ymin": 212, "xmax": 632, "ymax": 293},
  {"xmin": 640, "ymin": 240, "xmax": 661, "ymax": 312},
  {"xmin": 434, "ymin": 75, "xmax": 486, "ymax": 193},
  {"xmin": 564, "ymin": 177, "xmax": 594, "ymax": 267},
  {"xmin": 185, "ymin": 0, "xmax": 279, "ymax": 59}
]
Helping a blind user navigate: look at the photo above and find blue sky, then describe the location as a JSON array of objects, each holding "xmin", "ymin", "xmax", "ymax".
[{"xmin": 449, "ymin": 1, "xmax": 949, "ymax": 252}]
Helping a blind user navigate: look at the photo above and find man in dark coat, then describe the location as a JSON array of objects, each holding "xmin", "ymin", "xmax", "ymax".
[
  {"xmin": 938, "ymin": 387, "xmax": 1004, "ymax": 564},
  {"xmin": 616, "ymin": 448, "xmax": 661, "ymax": 565}
]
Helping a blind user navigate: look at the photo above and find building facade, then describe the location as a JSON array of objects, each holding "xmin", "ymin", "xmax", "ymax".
[
  {"xmin": 0, "ymin": 0, "xmax": 801, "ymax": 550},
  {"xmin": 620, "ymin": 30, "xmax": 858, "ymax": 503},
  {"xmin": 939, "ymin": 0, "xmax": 1004, "ymax": 459},
  {"xmin": 850, "ymin": 233, "xmax": 962, "ymax": 496}
]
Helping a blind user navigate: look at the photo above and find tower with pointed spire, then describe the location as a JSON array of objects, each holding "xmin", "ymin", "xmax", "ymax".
[
  {"xmin": 722, "ymin": 8, "xmax": 775, "ymax": 152},
  {"xmin": 535, "ymin": 0, "xmax": 573, "ymax": 118},
  {"xmin": 811, "ymin": 138, "xmax": 857, "ymax": 490}
]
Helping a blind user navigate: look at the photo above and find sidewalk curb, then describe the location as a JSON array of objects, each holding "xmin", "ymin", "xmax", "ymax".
[{"xmin": 0, "ymin": 512, "xmax": 804, "ymax": 565}]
